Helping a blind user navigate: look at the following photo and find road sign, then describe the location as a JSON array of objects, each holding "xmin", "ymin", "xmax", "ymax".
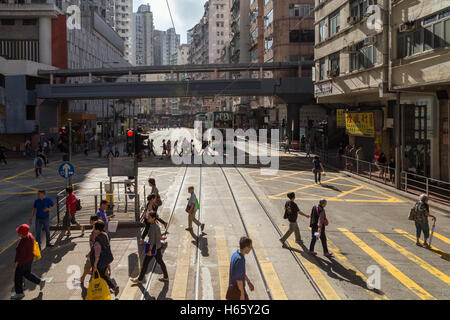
[{"xmin": 58, "ymin": 162, "xmax": 75, "ymax": 178}]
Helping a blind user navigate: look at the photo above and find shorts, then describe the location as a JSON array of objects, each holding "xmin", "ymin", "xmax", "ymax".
[{"xmin": 63, "ymin": 211, "xmax": 78, "ymax": 227}]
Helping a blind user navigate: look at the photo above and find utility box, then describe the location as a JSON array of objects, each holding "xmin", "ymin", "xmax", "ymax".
[{"xmin": 105, "ymin": 183, "xmax": 114, "ymax": 204}]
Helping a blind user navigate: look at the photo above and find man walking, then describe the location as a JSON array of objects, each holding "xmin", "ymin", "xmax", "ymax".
[
  {"xmin": 29, "ymin": 190, "xmax": 55, "ymax": 249},
  {"xmin": 280, "ymin": 192, "xmax": 310, "ymax": 246},
  {"xmin": 131, "ymin": 212, "xmax": 169, "ymax": 284},
  {"xmin": 227, "ymin": 236, "xmax": 254, "ymax": 300},
  {"xmin": 312, "ymin": 156, "xmax": 325, "ymax": 184},
  {"xmin": 148, "ymin": 139, "xmax": 156, "ymax": 157},
  {"xmin": 309, "ymin": 199, "xmax": 333, "ymax": 258},
  {"xmin": 11, "ymin": 224, "xmax": 46, "ymax": 300},
  {"xmin": 64, "ymin": 187, "xmax": 84, "ymax": 237},
  {"xmin": 34, "ymin": 154, "xmax": 44, "ymax": 178},
  {"xmin": 96, "ymin": 200, "xmax": 109, "ymax": 232},
  {"xmin": 185, "ymin": 186, "xmax": 205, "ymax": 233}
]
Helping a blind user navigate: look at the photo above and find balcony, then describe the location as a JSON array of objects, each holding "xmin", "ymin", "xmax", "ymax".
[{"xmin": 0, "ymin": 39, "xmax": 39, "ymax": 62}]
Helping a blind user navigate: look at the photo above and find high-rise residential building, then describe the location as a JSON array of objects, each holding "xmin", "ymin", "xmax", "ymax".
[
  {"xmin": 313, "ymin": 0, "xmax": 450, "ymax": 181},
  {"xmin": 164, "ymin": 27, "xmax": 180, "ymax": 65},
  {"xmin": 208, "ymin": 0, "xmax": 231, "ymax": 63},
  {"xmin": 134, "ymin": 4, "xmax": 154, "ymax": 66},
  {"xmin": 153, "ymin": 28, "xmax": 180, "ymax": 65},
  {"xmin": 113, "ymin": 0, "xmax": 134, "ymax": 64},
  {"xmin": 0, "ymin": 1, "xmax": 132, "ymax": 150},
  {"xmin": 230, "ymin": 0, "xmax": 251, "ymax": 64}
]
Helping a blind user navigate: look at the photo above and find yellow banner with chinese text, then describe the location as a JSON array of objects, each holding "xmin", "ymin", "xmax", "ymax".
[{"xmin": 345, "ymin": 112, "xmax": 375, "ymax": 137}]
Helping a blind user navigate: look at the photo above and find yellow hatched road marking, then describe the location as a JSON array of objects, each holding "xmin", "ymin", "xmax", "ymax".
[
  {"xmin": 336, "ymin": 185, "xmax": 364, "ymax": 198},
  {"xmin": 338, "ymin": 228, "xmax": 436, "ymax": 300},
  {"xmin": 248, "ymin": 229, "xmax": 288, "ymax": 300},
  {"xmin": 368, "ymin": 229, "xmax": 450, "ymax": 286},
  {"xmin": 0, "ymin": 238, "xmax": 19, "ymax": 255},
  {"xmin": 255, "ymin": 170, "xmax": 308, "ymax": 182},
  {"xmin": 394, "ymin": 229, "xmax": 450, "ymax": 262},
  {"xmin": 279, "ymin": 225, "xmax": 341, "ymax": 300},
  {"xmin": 215, "ymin": 227, "xmax": 230, "ymax": 300},
  {"xmin": 432, "ymin": 232, "xmax": 450, "ymax": 245},
  {"xmin": 171, "ymin": 231, "xmax": 192, "ymax": 300},
  {"xmin": 271, "ymin": 177, "xmax": 343, "ymax": 198},
  {"xmin": 326, "ymin": 239, "xmax": 389, "ymax": 300}
]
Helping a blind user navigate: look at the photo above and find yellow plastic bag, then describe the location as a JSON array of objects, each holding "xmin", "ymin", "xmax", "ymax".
[
  {"xmin": 33, "ymin": 240, "xmax": 41, "ymax": 261},
  {"xmin": 85, "ymin": 271, "xmax": 111, "ymax": 300}
]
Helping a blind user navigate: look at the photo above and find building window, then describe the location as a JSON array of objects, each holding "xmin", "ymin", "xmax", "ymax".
[
  {"xmin": 264, "ymin": 0, "xmax": 269, "ymax": 5},
  {"xmin": 289, "ymin": 30, "xmax": 314, "ymax": 42},
  {"xmin": 251, "ymin": 47, "xmax": 258, "ymax": 61},
  {"xmin": 319, "ymin": 19, "xmax": 326, "ymax": 42},
  {"xmin": 328, "ymin": 52, "xmax": 340, "ymax": 75},
  {"xmin": 350, "ymin": 0, "xmax": 377, "ymax": 20},
  {"xmin": 251, "ymin": 28, "xmax": 258, "ymax": 43},
  {"xmin": 289, "ymin": 4, "xmax": 314, "ymax": 17},
  {"xmin": 265, "ymin": 9, "xmax": 273, "ymax": 28},
  {"xmin": 26, "ymin": 105, "xmax": 35, "ymax": 121},
  {"xmin": 23, "ymin": 19, "xmax": 37, "ymax": 26},
  {"xmin": 350, "ymin": 43, "xmax": 377, "ymax": 71},
  {"xmin": 217, "ymin": 31, "xmax": 220, "ymax": 36},
  {"xmin": 265, "ymin": 38, "xmax": 273, "ymax": 50},
  {"xmin": 290, "ymin": 55, "xmax": 314, "ymax": 62},
  {"xmin": 1, "ymin": 19, "xmax": 14, "ymax": 25},
  {"xmin": 329, "ymin": 10, "xmax": 340, "ymax": 37},
  {"xmin": 319, "ymin": 58, "xmax": 326, "ymax": 80},
  {"xmin": 397, "ymin": 8, "xmax": 450, "ymax": 58}
]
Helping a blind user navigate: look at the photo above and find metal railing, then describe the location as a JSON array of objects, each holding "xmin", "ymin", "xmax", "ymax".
[
  {"xmin": 342, "ymin": 155, "xmax": 395, "ymax": 186},
  {"xmin": 400, "ymin": 172, "xmax": 450, "ymax": 205},
  {"xmin": 0, "ymin": 39, "xmax": 39, "ymax": 62}
]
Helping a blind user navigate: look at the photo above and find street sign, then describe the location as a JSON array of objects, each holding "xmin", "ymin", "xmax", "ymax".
[{"xmin": 58, "ymin": 162, "xmax": 75, "ymax": 178}]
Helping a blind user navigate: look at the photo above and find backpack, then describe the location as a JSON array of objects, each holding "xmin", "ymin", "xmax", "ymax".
[
  {"xmin": 76, "ymin": 199, "xmax": 82, "ymax": 211},
  {"xmin": 36, "ymin": 157, "xmax": 43, "ymax": 167},
  {"xmin": 90, "ymin": 233, "xmax": 114, "ymax": 269},
  {"xmin": 283, "ymin": 202, "xmax": 290, "ymax": 219},
  {"xmin": 408, "ymin": 203, "xmax": 418, "ymax": 221},
  {"xmin": 310, "ymin": 205, "xmax": 319, "ymax": 227}
]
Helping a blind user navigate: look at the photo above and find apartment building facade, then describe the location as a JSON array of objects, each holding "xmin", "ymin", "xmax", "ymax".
[
  {"xmin": 134, "ymin": 4, "xmax": 154, "ymax": 66},
  {"xmin": 313, "ymin": 0, "xmax": 450, "ymax": 181}
]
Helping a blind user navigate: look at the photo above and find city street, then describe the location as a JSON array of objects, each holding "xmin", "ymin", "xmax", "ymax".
[{"xmin": 0, "ymin": 128, "xmax": 448, "ymax": 300}]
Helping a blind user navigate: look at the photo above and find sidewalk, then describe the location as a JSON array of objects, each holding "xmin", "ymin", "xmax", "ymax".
[{"xmin": 0, "ymin": 228, "xmax": 140, "ymax": 300}]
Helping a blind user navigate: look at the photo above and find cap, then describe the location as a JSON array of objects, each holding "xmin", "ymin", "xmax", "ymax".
[{"xmin": 16, "ymin": 224, "xmax": 30, "ymax": 237}]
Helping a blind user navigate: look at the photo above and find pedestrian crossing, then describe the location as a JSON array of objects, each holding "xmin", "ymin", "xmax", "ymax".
[{"xmin": 129, "ymin": 224, "xmax": 449, "ymax": 300}]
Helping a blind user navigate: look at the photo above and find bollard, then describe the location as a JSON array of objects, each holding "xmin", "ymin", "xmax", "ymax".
[
  {"xmin": 135, "ymin": 194, "xmax": 140, "ymax": 222},
  {"xmin": 100, "ymin": 182, "xmax": 103, "ymax": 201},
  {"xmin": 94, "ymin": 195, "xmax": 98, "ymax": 213}
]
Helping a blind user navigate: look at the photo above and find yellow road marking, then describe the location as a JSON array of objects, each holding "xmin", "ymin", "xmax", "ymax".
[
  {"xmin": 339, "ymin": 228, "xmax": 436, "ymax": 300},
  {"xmin": 336, "ymin": 186, "xmax": 364, "ymax": 198},
  {"xmin": 431, "ymin": 232, "xmax": 450, "ymax": 245},
  {"xmin": 171, "ymin": 231, "xmax": 192, "ymax": 300},
  {"xmin": 4, "ymin": 180, "xmax": 39, "ymax": 192},
  {"xmin": 394, "ymin": 229, "xmax": 450, "ymax": 261},
  {"xmin": 215, "ymin": 227, "xmax": 230, "ymax": 300},
  {"xmin": 248, "ymin": 229, "xmax": 288, "ymax": 300},
  {"xmin": 0, "ymin": 168, "xmax": 35, "ymax": 183},
  {"xmin": 0, "ymin": 238, "xmax": 19, "ymax": 255},
  {"xmin": 279, "ymin": 225, "xmax": 341, "ymax": 300},
  {"xmin": 271, "ymin": 177, "xmax": 343, "ymax": 198},
  {"xmin": 369, "ymin": 229, "xmax": 450, "ymax": 286},
  {"xmin": 256, "ymin": 170, "xmax": 308, "ymax": 182},
  {"xmin": 326, "ymin": 238, "xmax": 389, "ymax": 300}
]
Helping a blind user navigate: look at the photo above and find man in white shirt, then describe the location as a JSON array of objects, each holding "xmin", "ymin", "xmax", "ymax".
[{"xmin": 186, "ymin": 186, "xmax": 205, "ymax": 233}]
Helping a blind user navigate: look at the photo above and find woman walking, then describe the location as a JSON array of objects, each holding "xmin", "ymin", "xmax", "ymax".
[{"xmin": 413, "ymin": 194, "xmax": 436, "ymax": 247}]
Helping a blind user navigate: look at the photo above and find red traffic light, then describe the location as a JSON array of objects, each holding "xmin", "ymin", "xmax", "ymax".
[{"xmin": 127, "ymin": 130, "xmax": 134, "ymax": 137}]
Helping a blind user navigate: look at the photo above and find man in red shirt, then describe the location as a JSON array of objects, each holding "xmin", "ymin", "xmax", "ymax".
[
  {"xmin": 12, "ymin": 224, "xmax": 46, "ymax": 300},
  {"xmin": 64, "ymin": 187, "xmax": 84, "ymax": 237}
]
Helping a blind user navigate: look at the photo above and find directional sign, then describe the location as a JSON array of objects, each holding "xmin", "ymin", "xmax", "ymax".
[{"xmin": 58, "ymin": 162, "xmax": 74, "ymax": 178}]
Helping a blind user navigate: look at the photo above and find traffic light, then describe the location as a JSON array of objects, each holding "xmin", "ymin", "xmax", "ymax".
[{"xmin": 60, "ymin": 127, "xmax": 68, "ymax": 152}]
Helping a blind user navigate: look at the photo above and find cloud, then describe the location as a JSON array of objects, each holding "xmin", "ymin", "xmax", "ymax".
[{"xmin": 133, "ymin": 0, "xmax": 206, "ymax": 44}]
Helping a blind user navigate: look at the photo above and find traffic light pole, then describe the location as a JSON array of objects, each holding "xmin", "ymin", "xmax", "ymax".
[
  {"xmin": 133, "ymin": 117, "xmax": 139, "ymax": 221},
  {"xmin": 68, "ymin": 118, "xmax": 72, "ymax": 187}
]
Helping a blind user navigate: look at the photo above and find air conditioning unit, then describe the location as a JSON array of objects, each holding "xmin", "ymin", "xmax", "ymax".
[
  {"xmin": 327, "ymin": 68, "xmax": 339, "ymax": 77},
  {"xmin": 399, "ymin": 21, "xmax": 416, "ymax": 32},
  {"xmin": 347, "ymin": 16, "xmax": 359, "ymax": 25}
]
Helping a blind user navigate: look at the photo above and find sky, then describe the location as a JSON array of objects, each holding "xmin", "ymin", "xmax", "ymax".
[{"xmin": 133, "ymin": 0, "xmax": 206, "ymax": 44}]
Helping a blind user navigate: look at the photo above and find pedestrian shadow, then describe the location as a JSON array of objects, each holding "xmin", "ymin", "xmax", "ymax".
[
  {"xmin": 286, "ymin": 242, "xmax": 385, "ymax": 297},
  {"xmin": 188, "ymin": 229, "xmax": 210, "ymax": 257},
  {"xmin": 320, "ymin": 184, "xmax": 341, "ymax": 192}
]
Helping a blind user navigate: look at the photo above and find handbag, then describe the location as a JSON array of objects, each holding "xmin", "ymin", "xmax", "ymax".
[
  {"xmin": 33, "ymin": 240, "xmax": 41, "ymax": 261},
  {"xmin": 316, "ymin": 206, "xmax": 328, "ymax": 226},
  {"xmin": 85, "ymin": 271, "xmax": 111, "ymax": 300},
  {"xmin": 226, "ymin": 258, "xmax": 242, "ymax": 300},
  {"xmin": 408, "ymin": 206, "xmax": 417, "ymax": 221}
]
